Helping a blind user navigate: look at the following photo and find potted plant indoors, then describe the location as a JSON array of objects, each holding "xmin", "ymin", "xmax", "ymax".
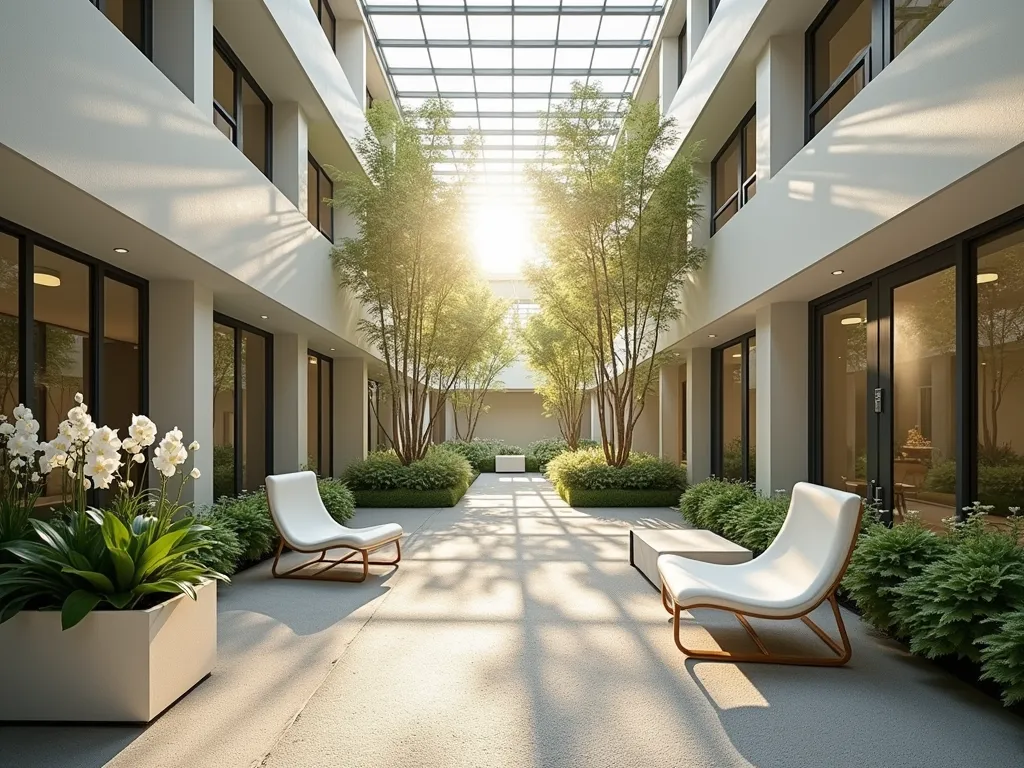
[{"xmin": 0, "ymin": 395, "xmax": 227, "ymax": 722}]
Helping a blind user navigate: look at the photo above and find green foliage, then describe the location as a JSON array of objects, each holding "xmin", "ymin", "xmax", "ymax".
[
  {"xmin": 925, "ymin": 457, "xmax": 1024, "ymax": 515},
  {"xmin": 892, "ymin": 518, "xmax": 1024, "ymax": 662},
  {"xmin": 343, "ymin": 448, "xmax": 473, "ymax": 491},
  {"xmin": 678, "ymin": 478, "xmax": 735, "ymax": 527},
  {"xmin": 842, "ymin": 516, "xmax": 951, "ymax": 634},
  {"xmin": 525, "ymin": 437, "xmax": 600, "ymax": 471},
  {"xmin": 0, "ymin": 499, "xmax": 33, "ymax": 565},
  {"xmin": 352, "ymin": 480, "xmax": 471, "ymax": 508},
  {"xmin": 441, "ymin": 439, "xmax": 522, "ymax": 472},
  {"xmin": 721, "ymin": 437, "xmax": 754, "ymax": 482},
  {"xmin": 979, "ymin": 610, "xmax": 1024, "ymax": 705},
  {"xmin": 721, "ymin": 494, "xmax": 791, "ymax": 555},
  {"xmin": 694, "ymin": 483, "xmax": 756, "ymax": 532},
  {"xmin": 545, "ymin": 447, "xmax": 685, "ymax": 491},
  {"xmin": 192, "ymin": 511, "xmax": 244, "ymax": 577},
  {"xmin": 206, "ymin": 492, "xmax": 279, "ymax": 565},
  {"xmin": 450, "ymin": 321, "xmax": 518, "ymax": 441},
  {"xmin": 317, "ymin": 477, "xmax": 356, "ymax": 524},
  {"xmin": 0, "ymin": 508, "xmax": 227, "ymax": 629},
  {"xmin": 212, "ymin": 444, "xmax": 236, "ymax": 501},
  {"xmin": 559, "ymin": 487, "xmax": 681, "ymax": 507}
]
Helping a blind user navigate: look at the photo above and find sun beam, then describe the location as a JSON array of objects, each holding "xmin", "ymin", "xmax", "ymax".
[{"xmin": 469, "ymin": 195, "xmax": 541, "ymax": 276}]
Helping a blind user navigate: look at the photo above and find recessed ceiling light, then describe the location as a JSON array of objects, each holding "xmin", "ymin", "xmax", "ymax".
[
  {"xmin": 708, "ymin": 334, "xmax": 716, "ymax": 338},
  {"xmin": 33, "ymin": 267, "xmax": 61, "ymax": 287},
  {"xmin": 840, "ymin": 315, "xmax": 864, "ymax": 326},
  {"xmin": 113, "ymin": 247, "xmax": 129, "ymax": 254},
  {"xmin": 329, "ymin": 348, "xmax": 335, "ymax": 351},
  {"xmin": 831, "ymin": 269, "xmax": 845, "ymax": 276},
  {"xmin": 977, "ymin": 272, "xmax": 999, "ymax": 284},
  {"xmin": 731, "ymin": 353, "xmax": 741, "ymax": 358},
  {"xmin": 260, "ymin": 315, "xmax": 268, "ymax": 320}
]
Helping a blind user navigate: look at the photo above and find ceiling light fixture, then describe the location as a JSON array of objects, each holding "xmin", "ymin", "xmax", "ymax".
[
  {"xmin": 309, "ymin": 357, "xmax": 318, "ymax": 365},
  {"xmin": 831, "ymin": 269, "xmax": 845, "ymax": 276},
  {"xmin": 708, "ymin": 334, "xmax": 716, "ymax": 339},
  {"xmin": 977, "ymin": 272, "xmax": 999, "ymax": 284},
  {"xmin": 260, "ymin": 315, "xmax": 268, "ymax": 320},
  {"xmin": 329, "ymin": 348, "xmax": 335, "ymax": 351},
  {"xmin": 840, "ymin": 315, "xmax": 864, "ymax": 326},
  {"xmin": 113, "ymin": 247, "xmax": 129, "ymax": 254},
  {"xmin": 731, "ymin": 353, "xmax": 741, "ymax": 358},
  {"xmin": 33, "ymin": 267, "xmax": 61, "ymax": 287}
]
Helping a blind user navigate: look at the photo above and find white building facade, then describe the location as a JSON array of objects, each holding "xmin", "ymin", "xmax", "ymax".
[{"xmin": 640, "ymin": 0, "xmax": 1024, "ymax": 527}]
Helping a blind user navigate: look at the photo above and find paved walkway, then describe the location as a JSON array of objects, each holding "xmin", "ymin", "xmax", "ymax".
[{"xmin": 3, "ymin": 474, "xmax": 1023, "ymax": 767}]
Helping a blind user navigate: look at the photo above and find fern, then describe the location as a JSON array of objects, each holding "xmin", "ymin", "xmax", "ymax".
[
  {"xmin": 678, "ymin": 478, "xmax": 732, "ymax": 526},
  {"xmin": 979, "ymin": 610, "xmax": 1024, "ymax": 706}
]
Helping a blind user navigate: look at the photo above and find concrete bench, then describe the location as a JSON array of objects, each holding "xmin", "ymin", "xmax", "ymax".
[
  {"xmin": 495, "ymin": 454, "xmax": 526, "ymax": 473},
  {"xmin": 629, "ymin": 528, "xmax": 752, "ymax": 590}
]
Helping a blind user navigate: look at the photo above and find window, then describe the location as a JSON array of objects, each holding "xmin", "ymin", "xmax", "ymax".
[
  {"xmin": 90, "ymin": 0, "xmax": 150, "ymax": 57},
  {"xmin": 307, "ymin": 155, "xmax": 334, "ymax": 241},
  {"xmin": 893, "ymin": 1, "xmax": 953, "ymax": 58},
  {"xmin": 310, "ymin": 0, "xmax": 336, "ymax": 49},
  {"xmin": 713, "ymin": 332, "xmax": 756, "ymax": 482},
  {"xmin": 711, "ymin": 109, "xmax": 756, "ymax": 234},
  {"xmin": 677, "ymin": 24, "xmax": 687, "ymax": 88},
  {"xmin": 213, "ymin": 315, "xmax": 272, "ymax": 499},
  {"xmin": 213, "ymin": 32, "xmax": 272, "ymax": 177},
  {"xmin": 0, "ymin": 218, "xmax": 146, "ymax": 506},
  {"xmin": 710, "ymin": 0, "xmax": 723, "ymax": 21},
  {"xmin": 307, "ymin": 351, "xmax": 333, "ymax": 475}
]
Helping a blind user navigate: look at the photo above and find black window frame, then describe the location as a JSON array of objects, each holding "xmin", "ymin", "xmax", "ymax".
[
  {"xmin": 308, "ymin": 349, "xmax": 334, "ymax": 476},
  {"xmin": 808, "ymin": 202, "xmax": 1024, "ymax": 522},
  {"xmin": 367, "ymin": 89, "xmax": 375, "ymax": 111},
  {"xmin": 710, "ymin": 0, "xmax": 723, "ymax": 21},
  {"xmin": 213, "ymin": 30, "xmax": 274, "ymax": 179},
  {"xmin": 0, "ymin": 216, "xmax": 148, "ymax": 428},
  {"xmin": 90, "ymin": 0, "xmax": 153, "ymax": 59},
  {"xmin": 710, "ymin": 106, "xmax": 756, "ymax": 236},
  {"xmin": 312, "ymin": 0, "xmax": 337, "ymax": 50},
  {"xmin": 676, "ymin": 23, "xmax": 687, "ymax": 88},
  {"xmin": 711, "ymin": 330, "xmax": 756, "ymax": 482},
  {"xmin": 212, "ymin": 313, "xmax": 274, "ymax": 498},
  {"xmin": 307, "ymin": 153, "xmax": 335, "ymax": 242}
]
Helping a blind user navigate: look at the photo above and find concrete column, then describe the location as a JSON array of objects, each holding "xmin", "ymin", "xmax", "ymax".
[
  {"xmin": 686, "ymin": 0, "xmax": 711, "ymax": 65},
  {"xmin": 659, "ymin": 363, "xmax": 682, "ymax": 463},
  {"xmin": 590, "ymin": 392, "xmax": 601, "ymax": 445},
  {"xmin": 333, "ymin": 357, "xmax": 368, "ymax": 473},
  {"xmin": 658, "ymin": 37, "xmax": 679, "ymax": 116},
  {"xmin": 444, "ymin": 398, "xmax": 456, "ymax": 442},
  {"xmin": 686, "ymin": 348, "xmax": 712, "ymax": 484},
  {"xmin": 337, "ymin": 21, "xmax": 367, "ymax": 112},
  {"xmin": 272, "ymin": 103, "xmax": 309, "ymax": 211},
  {"xmin": 272, "ymin": 333, "xmax": 308, "ymax": 475},
  {"xmin": 691, "ymin": 162, "xmax": 712, "ymax": 248},
  {"xmin": 755, "ymin": 303, "xmax": 809, "ymax": 495},
  {"xmin": 148, "ymin": 281, "xmax": 213, "ymax": 507},
  {"xmin": 152, "ymin": 0, "xmax": 214, "ymax": 120},
  {"xmin": 755, "ymin": 36, "xmax": 805, "ymax": 182}
]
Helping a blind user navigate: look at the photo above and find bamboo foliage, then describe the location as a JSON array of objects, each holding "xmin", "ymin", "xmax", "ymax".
[
  {"xmin": 331, "ymin": 101, "xmax": 506, "ymax": 465},
  {"xmin": 528, "ymin": 83, "xmax": 705, "ymax": 467},
  {"xmin": 450, "ymin": 319, "xmax": 518, "ymax": 441}
]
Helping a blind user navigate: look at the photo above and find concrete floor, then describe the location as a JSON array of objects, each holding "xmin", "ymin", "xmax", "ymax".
[{"xmin": 3, "ymin": 473, "xmax": 1023, "ymax": 768}]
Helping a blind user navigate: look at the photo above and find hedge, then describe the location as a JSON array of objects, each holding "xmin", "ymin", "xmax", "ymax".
[
  {"xmin": 679, "ymin": 479, "xmax": 1024, "ymax": 707},
  {"xmin": 343, "ymin": 448, "xmax": 473, "ymax": 490},
  {"xmin": 352, "ymin": 478, "xmax": 473, "ymax": 508},
  {"xmin": 440, "ymin": 439, "xmax": 522, "ymax": 472},
  {"xmin": 559, "ymin": 487, "xmax": 682, "ymax": 508}
]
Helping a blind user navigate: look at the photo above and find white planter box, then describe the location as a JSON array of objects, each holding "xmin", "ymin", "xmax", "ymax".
[
  {"xmin": 630, "ymin": 529, "xmax": 752, "ymax": 589},
  {"xmin": 495, "ymin": 454, "xmax": 526, "ymax": 473},
  {"xmin": 0, "ymin": 580, "xmax": 217, "ymax": 723}
]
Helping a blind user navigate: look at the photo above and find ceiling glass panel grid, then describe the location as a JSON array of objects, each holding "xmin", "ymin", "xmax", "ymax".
[{"xmin": 364, "ymin": 0, "xmax": 664, "ymax": 206}]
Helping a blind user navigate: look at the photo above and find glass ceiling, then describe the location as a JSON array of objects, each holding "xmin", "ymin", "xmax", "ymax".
[{"xmin": 362, "ymin": 1, "xmax": 666, "ymax": 210}]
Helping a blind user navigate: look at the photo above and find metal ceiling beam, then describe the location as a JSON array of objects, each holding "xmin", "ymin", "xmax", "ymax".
[
  {"xmin": 366, "ymin": 5, "xmax": 663, "ymax": 14},
  {"xmin": 388, "ymin": 67, "xmax": 639, "ymax": 76},
  {"xmin": 377, "ymin": 39, "xmax": 652, "ymax": 48},
  {"xmin": 398, "ymin": 91, "xmax": 629, "ymax": 98}
]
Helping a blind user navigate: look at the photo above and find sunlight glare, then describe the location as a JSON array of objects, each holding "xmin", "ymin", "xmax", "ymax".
[{"xmin": 469, "ymin": 196, "xmax": 541, "ymax": 275}]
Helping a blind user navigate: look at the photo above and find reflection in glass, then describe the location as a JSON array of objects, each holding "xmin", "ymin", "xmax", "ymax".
[
  {"xmin": 893, "ymin": 0, "xmax": 952, "ymax": 58},
  {"xmin": 811, "ymin": 0, "xmax": 870, "ymax": 136},
  {"xmin": 241, "ymin": 80, "xmax": 268, "ymax": 174},
  {"xmin": 893, "ymin": 267, "xmax": 956, "ymax": 531},
  {"xmin": 976, "ymin": 228, "xmax": 1024, "ymax": 519},
  {"xmin": 35, "ymin": 249, "xmax": 90, "ymax": 502},
  {"xmin": 320, "ymin": 357, "xmax": 332, "ymax": 474},
  {"xmin": 99, "ymin": 0, "xmax": 145, "ymax": 53},
  {"xmin": 307, "ymin": 355, "xmax": 319, "ymax": 473},
  {"xmin": 213, "ymin": 323, "xmax": 236, "ymax": 500},
  {"xmin": 241, "ymin": 331, "xmax": 267, "ymax": 493},
  {"xmin": 720, "ymin": 342, "xmax": 743, "ymax": 480},
  {"xmin": 747, "ymin": 338, "xmax": 757, "ymax": 483},
  {"xmin": 0, "ymin": 233, "xmax": 19, "ymax": 416},
  {"xmin": 821, "ymin": 301, "xmax": 868, "ymax": 495},
  {"xmin": 101, "ymin": 278, "xmax": 140, "ymax": 443}
]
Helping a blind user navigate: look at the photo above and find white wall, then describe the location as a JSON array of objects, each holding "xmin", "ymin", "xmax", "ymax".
[{"xmin": 470, "ymin": 392, "xmax": 562, "ymax": 449}]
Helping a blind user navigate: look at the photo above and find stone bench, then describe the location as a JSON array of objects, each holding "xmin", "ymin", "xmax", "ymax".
[
  {"xmin": 494, "ymin": 454, "xmax": 526, "ymax": 473},
  {"xmin": 629, "ymin": 528, "xmax": 752, "ymax": 590}
]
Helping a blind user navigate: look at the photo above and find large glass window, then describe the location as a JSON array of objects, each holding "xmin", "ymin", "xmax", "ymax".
[
  {"xmin": 213, "ymin": 33, "xmax": 272, "ymax": 177},
  {"xmin": 975, "ymin": 227, "xmax": 1024, "ymax": 519},
  {"xmin": 101, "ymin": 278, "xmax": 142, "ymax": 446},
  {"xmin": 213, "ymin": 315, "xmax": 272, "ymax": 499},
  {"xmin": 90, "ymin": 0, "xmax": 149, "ymax": 57},
  {"xmin": 715, "ymin": 333, "xmax": 755, "ymax": 481},
  {"xmin": 310, "ymin": 0, "xmax": 336, "ymax": 49},
  {"xmin": 307, "ymin": 155, "xmax": 334, "ymax": 241},
  {"xmin": 677, "ymin": 25, "xmax": 687, "ymax": 88},
  {"xmin": 0, "ymin": 233, "xmax": 19, "ymax": 415},
  {"xmin": 893, "ymin": 1, "xmax": 953, "ymax": 58},
  {"xmin": 820, "ymin": 300, "xmax": 869, "ymax": 495},
  {"xmin": 711, "ymin": 110, "xmax": 756, "ymax": 234},
  {"xmin": 307, "ymin": 352, "xmax": 333, "ymax": 475},
  {"xmin": 809, "ymin": 0, "xmax": 871, "ymax": 137}
]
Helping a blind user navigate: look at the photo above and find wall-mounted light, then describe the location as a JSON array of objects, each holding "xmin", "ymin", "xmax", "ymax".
[
  {"xmin": 113, "ymin": 247, "xmax": 129, "ymax": 254},
  {"xmin": 977, "ymin": 272, "xmax": 999, "ymax": 284},
  {"xmin": 831, "ymin": 269, "xmax": 845, "ymax": 276},
  {"xmin": 33, "ymin": 267, "xmax": 61, "ymax": 287},
  {"xmin": 840, "ymin": 315, "xmax": 864, "ymax": 326},
  {"xmin": 309, "ymin": 356, "xmax": 318, "ymax": 365}
]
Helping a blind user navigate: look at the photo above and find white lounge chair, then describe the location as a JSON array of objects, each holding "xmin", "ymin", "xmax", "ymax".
[
  {"xmin": 265, "ymin": 471, "xmax": 403, "ymax": 582},
  {"xmin": 658, "ymin": 482, "xmax": 862, "ymax": 666}
]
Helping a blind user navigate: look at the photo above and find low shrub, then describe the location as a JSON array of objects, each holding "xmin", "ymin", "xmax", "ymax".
[
  {"xmin": 343, "ymin": 448, "xmax": 473, "ymax": 492},
  {"xmin": 317, "ymin": 476, "xmax": 356, "ymax": 523},
  {"xmin": 545, "ymin": 448, "xmax": 685, "ymax": 492},
  {"xmin": 560, "ymin": 487, "xmax": 681, "ymax": 508},
  {"xmin": 724, "ymin": 493, "xmax": 791, "ymax": 555},
  {"xmin": 891, "ymin": 516, "xmax": 1024, "ymax": 662},
  {"xmin": 193, "ymin": 510, "xmax": 245, "ymax": 576},
  {"xmin": 206, "ymin": 491, "xmax": 279, "ymax": 566},
  {"xmin": 842, "ymin": 516, "xmax": 951, "ymax": 634},
  {"xmin": 526, "ymin": 438, "xmax": 600, "ymax": 471},
  {"xmin": 979, "ymin": 610, "xmax": 1024, "ymax": 706},
  {"xmin": 695, "ymin": 483, "xmax": 756, "ymax": 532},
  {"xmin": 678, "ymin": 478, "xmax": 734, "ymax": 526},
  {"xmin": 925, "ymin": 459, "xmax": 1024, "ymax": 515},
  {"xmin": 440, "ymin": 439, "xmax": 522, "ymax": 472},
  {"xmin": 351, "ymin": 481, "xmax": 471, "ymax": 508}
]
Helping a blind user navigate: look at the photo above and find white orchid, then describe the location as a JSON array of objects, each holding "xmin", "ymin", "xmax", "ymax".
[
  {"xmin": 152, "ymin": 429, "xmax": 188, "ymax": 478},
  {"xmin": 12, "ymin": 405, "xmax": 27, "ymax": 420},
  {"xmin": 190, "ymin": 468, "xmax": 201, "ymax": 480},
  {"xmin": 122, "ymin": 437, "xmax": 139, "ymax": 454},
  {"xmin": 83, "ymin": 451, "xmax": 120, "ymax": 489},
  {"xmin": 87, "ymin": 426, "xmax": 122, "ymax": 459},
  {"xmin": 129, "ymin": 414, "xmax": 157, "ymax": 448},
  {"xmin": 188, "ymin": 441, "xmax": 200, "ymax": 452},
  {"xmin": 0, "ymin": 422, "xmax": 15, "ymax": 437},
  {"xmin": 74, "ymin": 392, "xmax": 84, "ymax": 405}
]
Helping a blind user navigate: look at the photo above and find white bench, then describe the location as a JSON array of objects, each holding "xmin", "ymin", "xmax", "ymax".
[
  {"xmin": 495, "ymin": 454, "xmax": 526, "ymax": 473},
  {"xmin": 629, "ymin": 528, "xmax": 752, "ymax": 589}
]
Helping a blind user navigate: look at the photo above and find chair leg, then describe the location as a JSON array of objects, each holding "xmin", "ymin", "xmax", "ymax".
[
  {"xmin": 670, "ymin": 593, "xmax": 853, "ymax": 667},
  {"xmin": 271, "ymin": 538, "xmax": 403, "ymax": 583}
]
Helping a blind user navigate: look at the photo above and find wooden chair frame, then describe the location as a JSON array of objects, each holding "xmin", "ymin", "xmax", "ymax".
[
  {"xmin": 660, "ymin": 505, "xmax": 861, "ymax": 667},
  {"xmin": 271, "ymin": 537, "xmax": 402, "ymax": 583}
]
